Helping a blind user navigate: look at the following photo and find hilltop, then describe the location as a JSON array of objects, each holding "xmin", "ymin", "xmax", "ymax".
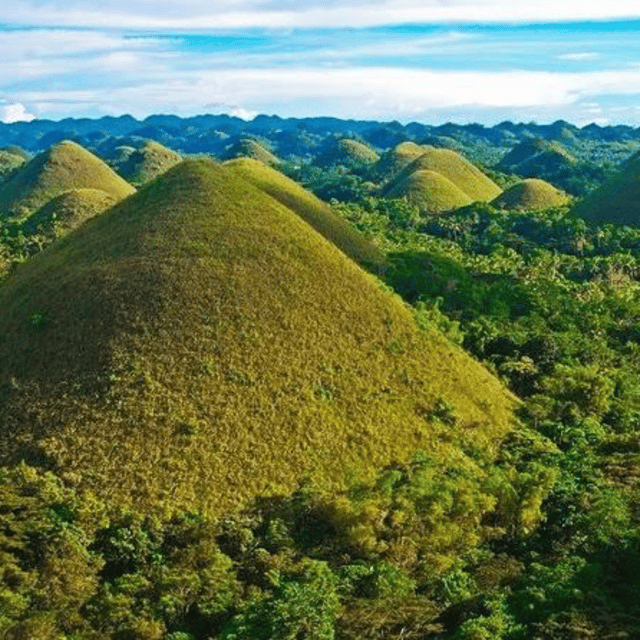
[
  {"xmin": 223, "ymin": 137, "xmax": 280, "ymax": 164},
  {"xmin": 0, "ymin": 140, "xmax": 134, "ymax": 219},
  {"xmin": 372, "ymin": 141, "xmax": 426, "ymax": 179},
  {"xmin": 384, "ymin": 146, "xmax": 502, "ymax": 202},
  {"xmin": 224, "ymin": 157, "xmax": 385, "ymax": 270},
  {"xmin": 497, "ymin": 137, "xmax": 578, "ymax": 174},
  {"xmin": 0, "ymin": 147, "xmax": 28, "ymax": 183},
  {"xmin": 573, "ymin": 151, "xmax": 640, "ymax": 226},
  {"xmin": 0, "ymin": 158, "xmax": 516, "ymax": 514},
  {"xmin": 117, "ymin": 140, "xmax": 183, "ymax": 185},
  {"xmin": 492, "ymin": 178, "xmax": 571, "ymax": 210},
  {"xmin": 315, "ymin": 138, "xmax": 380, "ymax": 168},
  {"xmin": 386, "ymin": 169, "xmax": 473, "ymax": 213}
]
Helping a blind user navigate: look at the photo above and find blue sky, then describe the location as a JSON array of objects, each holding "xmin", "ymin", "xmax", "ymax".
[{"xmin": 1, "ymin": 1, "xmax": 640, "ymax": 125}]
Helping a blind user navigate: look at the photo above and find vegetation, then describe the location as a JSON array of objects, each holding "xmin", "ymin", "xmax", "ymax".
[
  {"xmin": 491, "ymin": 179, "xmax": 571, "ymax": 211},
  {"xmin": 315, "ymin": 138, "xmax": 380, "ymax": 169},
  {"xmin": 222, "ymin": 138, "xmax": 280, "ymax": 165},
  {"xmin": 118, "ymin": 141, "xmax": 183, "ymax": 186}
]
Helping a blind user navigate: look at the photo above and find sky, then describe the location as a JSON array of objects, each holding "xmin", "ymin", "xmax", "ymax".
[{"xmin": 2, "ymin": 1, "xmax": 640, "ymax": 126}]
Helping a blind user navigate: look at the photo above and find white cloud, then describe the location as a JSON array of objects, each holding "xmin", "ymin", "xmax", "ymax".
[
  {"xmin": 559, "ymin": 52, "xmax": 600, "ymax": 61},
  {"xmin": 2, "ymin": 0, "xmax": 640, "ymax": 29},
  {"xmin": 0, "ymin": 101, "xmax": 35, "ymax": 123}
]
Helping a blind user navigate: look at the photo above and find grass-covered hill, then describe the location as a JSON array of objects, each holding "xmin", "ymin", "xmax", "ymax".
[
  {"xmin": 573, "ymin": 151, "xmax": 640, "ymax": 226},
  {"xmin": 0, "ymin": 158, "xmax": 516, "ymax": 514},
  {"xmin": 224, "ymin": 157, "xmax": 385, "ymax": 270},
  {"xmin": 117, "ymin": 140, "xmax": 182, "ymax": 186},
  {"xmin": 0, "ymin": 140, "xmax": 134, "ymax": 219},
  {"xmin": 21, "ymin": 188, "xmax": 118, "ymax": 238},
  {"xmin": 386, "ymin": 169, "xmax": 473, "ymax": 213},
  {"xmin": 315, "ymin": 138, "xmax": 380, "ymax": 168},
  {"xmin": 372, "ymin": 141, "xmax": 426, "ymax": 178},
  {"xmin": 384, "ymin": 146, "xmax": 502, "ymax": 202},
  {"xmin": 223, "ymin": 137, "xmax": 280, "ymax": 164},
  {"xmin": 0, "ymin": 147, "xmax": 29, "ymax": 183},
  {"xmin": 491, "ymin": 178, "xmax": 571, "ymax": 210},
  {"xmin": 497, "ymin": 137, "xmax": 578, "ymax": 173}
]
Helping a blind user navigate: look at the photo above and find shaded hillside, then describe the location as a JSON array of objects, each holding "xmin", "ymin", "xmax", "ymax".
[
  {"xmin": 386, "ymin": 169, "xmax": 473, "ymax": 213},
  {"xmin": 573, "ymin": 151, "xmax": 640, "ymax": 226},
  {"xmin": 492, "ymin": 178, "xmax": 571, "ymax": 210},
  {"xmin": 0, "ymin": 148, "xmax": 28, "ymax": 183},
  {"xmin": 224, "ymin": 157, "xmax": 384, "ymax": 270},
  {"xmin": 384, "ymin": 146, "xmax": 502, "ymax": 202},
  {"xmin": 0, "ymin": 159, "xmax": 516, "ymax": 514},
  {"xmin": 223, "ymin": 137, "xmax": 280, "ymax": 164},
  {"xmin": 497, "ymin": 138, "xmax": 577, "ymax": 174},
  {"xmin": 118, "ymin": 140, "xmax": 182, "ymax": 185},
  {"xmin": 315, "ymin": 138, "xmax": 380, "ymax": 168},
  {"xmin": 0, "ymin": 140, "xmax": 134, "ymax": 219}
]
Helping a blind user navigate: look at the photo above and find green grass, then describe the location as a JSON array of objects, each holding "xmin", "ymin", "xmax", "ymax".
[
  {"xmin": 373, "ymin": 141, "xmax": 426, "ymax": 179},
  {"xmin": 224, "ymin": 157, "xmax": 385, "ymax": 270},
  {"xmin": 223, "ymin": 138, "xmax": 280, "ymax": 164},
  {"xmin": 21, "ymin": 188, "xmax": 118, "ymax": 237},
  {"xmin": 0, "ymin": 149, "xmax": 28, "ymax": 183},
  {"xmin": 118, "ymin": 141, "xmax": 182, "ymax": 186},
  {"xmin": 386, "ymin": 169, "xmax": 473, "ymax": 213},
  {"xmin": 492, "ymin": 178, "xmax": 571, "ymax": 211},
  {"xmin": 0, "ymin": 158, "xmax": 516, "ymax": 515},
  {"xmin": 316, "ymin": 138, "xmax": 380, "ymax": 167},
  {"xmin": 498, "ymin": 138, "xmax": 577, "ymax": 173},
  {"xmin": 0, "ymin": 140, "xmax": 135, "ymax": 220},
  {"xmin": 384, "ymin": 146, "xmax": 502, "ymax": 203},
  {"xmin": 573, "ymin": 151, "xmax": 640, "ymax": 226}
]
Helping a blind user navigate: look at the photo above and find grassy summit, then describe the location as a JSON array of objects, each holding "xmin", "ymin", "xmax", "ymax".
[
  {"xmin": 373, "ymin": 141, "xmax": 426, "ymax": 179},
  {"xmin": 573, "ymin": 151, "xmax": 640, "ymax": 226},
  {"xmin": 497, "ymin": 138, "xmax": 577, "ymax": 175},
  {"xmin": 385, "ymin": 147, "xmax": 502, "ymax": 202},
  {"xmin": 386, "ymin": 169, "xmax": 473, "ymax": 213},
  {"xmin": 492, "ymin": 178, "xmax": 571, "ymax": 211},
  {"xmin": 21, "ymin": 188, "xmax": 118, "ymax": 238},
  {"xmin": 223, "ymin": 138, "xmax": 280, "ymax": 164},
  {"xmin": 316, "ymin": 138, "xmax": 380, "ymax": 168},
  {"xmin": 0, "ymin": 148, "xmax": 28, "ymax": 183},
  {"xmin": 0, "ymin": 158, "xmax": 516, "ymax": 514},
  {"xmin": 0, "ymin": 140, "xmax": 134, "ymax": 219},
  {"xmin": 224, "ymin": 157, "xmax": 385, "ymax": 270},
  {"xmin": 118, "ymin": 141, "xmax": 182, "ymax": 186}
]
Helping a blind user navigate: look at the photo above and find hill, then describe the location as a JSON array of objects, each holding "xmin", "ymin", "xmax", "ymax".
[
  {"xmin": 223, "ymin": 137, "xmax": 280, "ymax": 164},
  {"xmin": 573, "ymin": 151, "xmax": 640, "ymax": 226},
  {"xmin": 0, "ymin": 158, "xmax": 516, "ymax": 514},
  {"xmin": 497, "ymin": 138, "xmax": 577, "ymax": 174},
  {"xmin": 21, "ymin": 188, "xmax": 117, "ymax": 238},
  {"xmin": 491, "ymin": 178, "xmax": 571, "ymax": 210},
  {"xmin": 224, "ymin": 157, "xmax": 385, "ymax": 270},
  {"xmin": 118, "ymin": 140, "xmax": 182, "ymax": 185},
  {"xmin": 0, "ymin": 148, "xmax": 29, "ymax": 183},
  {"xmin": 386, "ymin": 169, "xmax": 473, "ymax": 213},
  {"xmin": 372, "ymin": 141, "xmax": 426, "ymax": 179},
  {"xmin": 0, "ymin": 140, "xmax": 135, "ymax": 219},
  {"xmin": 315, "ymin": 138, "xmax": 380, "ymax": 168},
  {"xmin": 384, "ymin": 146, "xmax": 502, "ymax": 202}
]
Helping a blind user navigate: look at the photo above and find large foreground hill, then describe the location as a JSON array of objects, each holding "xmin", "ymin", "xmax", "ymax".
[{"xmin": 0, "ymin": 158, "xmax": 516, "ymax": 514}]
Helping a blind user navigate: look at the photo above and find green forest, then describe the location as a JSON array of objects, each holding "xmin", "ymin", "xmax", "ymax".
[{"xmin": 1, "ymin": 116, "xmax": 640, "ymax": 639}]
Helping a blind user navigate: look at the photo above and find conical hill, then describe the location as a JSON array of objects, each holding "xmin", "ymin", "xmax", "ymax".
[
  {"xmin": 22, "ymin": 188, "xmax": 118, "ymax": 238},
  {"xmin": 573, "ymin": 152, "xmax": 640, "ymax": 226},
  {"xmin": 497, "ymin": 138, "xmax": 577, "ymax": 174},
  {"xmin": 224, "ymin": 157, "xmax": 384, "ymax": 270},
  {"xmin": 118, "ymin": 141, "xmax": 182, "ymax": 186},
  {"xmin": 373, "ymin": 141, "xmax": 426, "ymax": 179},
  {"xmin": 386, "ymin": 170, "xmax": 473, "ymax": 213},
  {"xmin": 492, "ymin": 179, "xmax": 571, "ymax": 211},
  {"xmin": 316, "ymin": 138, "xmax": 380, "ymax": 168},
  {"xmin": 0, "ymin": 140, "xmax": 135, "ymax": 219},
  {"xmin": 223, "ymin": 138, "xmax": 280, "ymax": 164},
  {"xmin": 0, "ymin": 159, "xmax": 516, "ymax": 514},
  {"xmin": 0, "ymin": 148, "xmax": 28, "ymax": 182},
  {"xmin": 384, "ymin": 147, "xmax": 501, "ymax": 202}
]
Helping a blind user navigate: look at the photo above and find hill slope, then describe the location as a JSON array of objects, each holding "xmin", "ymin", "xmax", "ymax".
[
  {"xmin": 492, "ymin": 178, "xmax": 571, "ymax": 210},
  {"xmin": 224, "ymin": 157, "xmax": 385, "ymax": 270},
  {"xmin": 316, "ymin": 138, "xmax": 380, "ymax": 168},
  {"xmin": 372, "ymin": 141, "xmax": 426, "ymax": 179},
  {"xmin": 0, "ymin": 158, "xmax": 516, "ymax": 514},
  {"xmin": 223, "ymin": 138, "xmax": 280, "ymax": 164},
  {"xmin": 0, "ymin": 140, "xmax": 134, "ymax": 219},
  {"xmin": 384, "ymin": 147, "xmax": 502, "ymax": 202},
  {"xmin": 0, "ymin": 148, "xmax": 28, "ymax": 183},
  {"xmin": 118, "ymin": 141, "xmax": 183, "ymax": 185},
  {"xmin": 573, "ymin": 151, "xmax": 640, "ymax": 226},
  {"xmin": 387, "ymin": 169, "xmax": 473, "ymax": 213}
]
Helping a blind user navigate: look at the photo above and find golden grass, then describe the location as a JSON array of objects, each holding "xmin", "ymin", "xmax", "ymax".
[
  {"xmin": 386, "ymin": 169, "xmax": 473, "ymax": 213},
  {"xmin": 384, "ymin": 147, "xmax": 502, "ymax": 203},
  {"xmin": 573, "ymin": 151, "xmax": 640, "ymax": 226},
  {"xmin": 491, "ymin": 179, "xmax": 571, "ymax": 211},
  {"xmin": 316, "ymin": 138, "xmax": 380, "ymax": 167},
  {"xmin": 0, "ymin": 158, "xmax": 517, "ymax": 515},
  {"xmin": 119, "ymin": 141, "xmax": 183, "ymax": 186},
  {"xmin": 22, "ymin": 188, "xmax": 118, "ymax": 237},
  {"xmin": 372, "ymin": 141, "xmax": 426, "ymax": 179},
  {"xmin": 0, "ymin": 141, "xmax": 135, "ymax": 220},
  {"xmin": 224, "ymin": 157, "xmax": 385, "ymax": 270},
  {"xmin": 224, "ymin": 138, "xmax": 280, "ymax": 165}
]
